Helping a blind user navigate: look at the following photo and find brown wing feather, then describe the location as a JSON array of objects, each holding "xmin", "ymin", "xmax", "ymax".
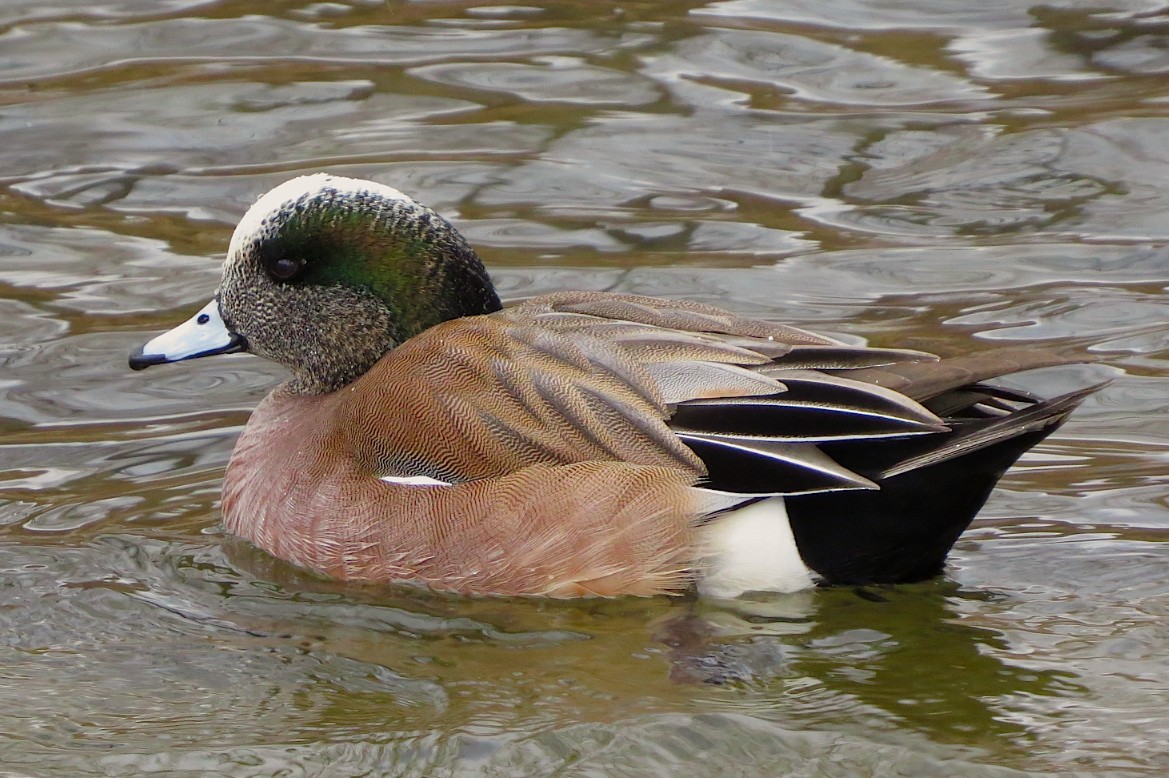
[
  {"xmin": 331, "ymin": 296, "xmax": 1087, "ymax": 502},
  {"xmin": 336, "ymin": 315, "xmax": 704, "ymax": 481},
  {"xmin": 335, "ymin": 294, "xmax": 952, "ymax": 495},
  {"xmin": 509, "ymin": 291, "xmax": 844, "ymax": 345},
  {"xmin": 839, "ymin": 347, "xmax": 1088, "ymax": 401}
]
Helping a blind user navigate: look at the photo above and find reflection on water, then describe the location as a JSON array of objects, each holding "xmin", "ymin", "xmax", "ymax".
[{"xmin": 2, "ymin": 0, "xmax": 1169, "ymax": 774}]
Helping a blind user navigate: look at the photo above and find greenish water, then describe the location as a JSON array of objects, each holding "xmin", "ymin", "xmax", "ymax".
[{"xmin": 1, "ymin": 1, "xmax": 1168, "ymax": 775}]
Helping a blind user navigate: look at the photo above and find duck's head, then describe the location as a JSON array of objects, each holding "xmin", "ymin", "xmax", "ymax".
[{"xmin": 130, "ymin": 173, "xmax": 502, "ymax": 393}]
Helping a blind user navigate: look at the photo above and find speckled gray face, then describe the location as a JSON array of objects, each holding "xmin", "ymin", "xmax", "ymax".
[{"xmin": 216, "ymin": 229, "xmax": 400, "ymax": 394}]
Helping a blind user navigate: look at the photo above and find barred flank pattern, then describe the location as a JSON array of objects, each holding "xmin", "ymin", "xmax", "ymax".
[{"xmin": 225, "ymin": 396, "xmax": 698, "ymax": 596}]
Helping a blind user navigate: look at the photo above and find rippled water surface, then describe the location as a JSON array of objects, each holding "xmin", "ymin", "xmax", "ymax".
[{"xmin": 2, "ymin": 1, "xmax": 1169, "ymax": 775}]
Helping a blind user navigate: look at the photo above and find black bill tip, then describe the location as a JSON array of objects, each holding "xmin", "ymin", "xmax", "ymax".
[{"xmin": 128, "ymin": 348, "xmax": 170, "ymax": 371}]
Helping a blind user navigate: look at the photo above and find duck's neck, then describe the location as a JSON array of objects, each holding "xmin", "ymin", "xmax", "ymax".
[{"xmin": 393, "ymin": 240, "xmax": 503, "ymax": 339}]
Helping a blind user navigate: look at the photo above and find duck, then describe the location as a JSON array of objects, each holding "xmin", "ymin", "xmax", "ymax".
[{"xmin": 130, "ymin": 173, "xmax": 1103, "ymax": 598}]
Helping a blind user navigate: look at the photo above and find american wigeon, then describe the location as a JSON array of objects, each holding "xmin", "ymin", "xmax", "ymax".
[{"xmin": 130, "ymin": 174, "xmax": 1103, "ymax": 598}]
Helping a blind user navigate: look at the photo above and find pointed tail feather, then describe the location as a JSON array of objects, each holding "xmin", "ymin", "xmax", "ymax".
[
  {"xmin": 783, "ymin": 379, "xmax": 1107, "ymax": 586},
  {"xmin": 875, "ymin": 380, "xmax": 1108, "ymax": 479}
]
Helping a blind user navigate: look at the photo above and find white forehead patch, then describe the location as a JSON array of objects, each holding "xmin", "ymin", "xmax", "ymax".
[{"xmin": 226, "ymin": 173, "xmax": 415, "ymax": 260}]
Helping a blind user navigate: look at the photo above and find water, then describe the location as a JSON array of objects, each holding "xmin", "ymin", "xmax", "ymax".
[{"xmin": 2, "ymin": 1, "xmax": 1168, "ymax": 775}]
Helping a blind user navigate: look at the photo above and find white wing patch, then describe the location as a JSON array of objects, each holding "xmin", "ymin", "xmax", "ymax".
[{"xmin": 379, "ymin": 474, "xmax": 452, "ymax": 487}]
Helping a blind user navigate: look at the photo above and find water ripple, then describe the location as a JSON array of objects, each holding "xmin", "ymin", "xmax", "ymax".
[{"xmin": 2, "ymin": 0, "xmax": 1169, "ymax": 773}]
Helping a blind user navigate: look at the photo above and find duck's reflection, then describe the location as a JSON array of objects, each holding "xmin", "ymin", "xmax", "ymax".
[
  {"xmin": 217, "ymin": 537, "xmax": 1077, "ymax": 748},
  {"xmin": 658, "ymin": 581, "xmax": 1081, "ymax": 746}
]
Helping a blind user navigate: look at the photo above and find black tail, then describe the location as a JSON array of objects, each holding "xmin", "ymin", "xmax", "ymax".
[{"xmin": 784, "ymin": 385, "xmax": 1097, "ymax": 585}]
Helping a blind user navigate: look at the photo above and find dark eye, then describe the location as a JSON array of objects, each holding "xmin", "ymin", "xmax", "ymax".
[{"xmin": 265, "ymin": 255, "xmax": 302, "ymax": 281}]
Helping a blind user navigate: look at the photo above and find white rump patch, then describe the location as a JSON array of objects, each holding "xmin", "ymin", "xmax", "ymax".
[
  {"xmin": 228, "ymin": 173, "xmax": 415, "ymax": 259},
  {"xmin": 697, "ymin": 496, "xmax": 816, "ymax": 598},
  {"xmin": 379, "ymin": 474, "xmax": 451, "ymax": 487}
]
